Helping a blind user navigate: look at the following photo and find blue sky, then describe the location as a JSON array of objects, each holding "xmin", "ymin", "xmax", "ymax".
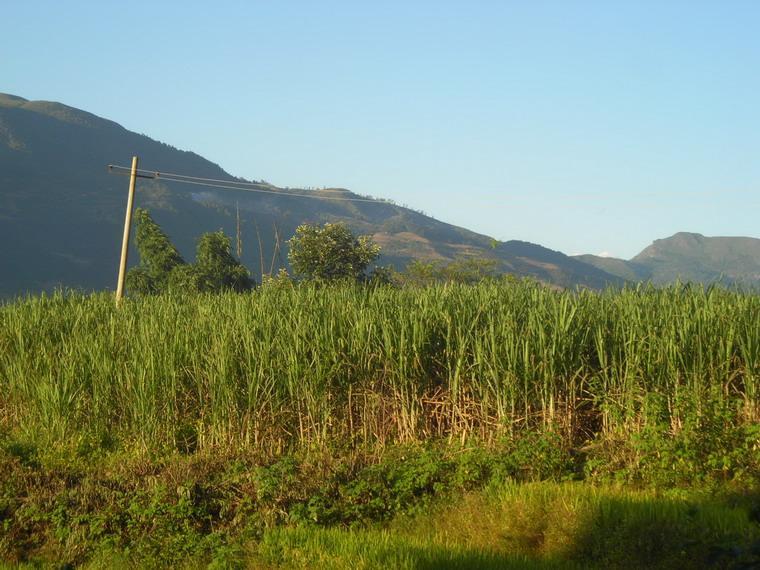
[{"xmin": 3, "ymin": 1, "xmax": 759, "ymax": 258}]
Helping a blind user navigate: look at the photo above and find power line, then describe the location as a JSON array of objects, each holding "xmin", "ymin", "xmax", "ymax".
[
  {"xmin": 149, "ymin": 176, "xmax": 391, "ymax": 204},
  {"xmin": 107, "ymin": 164, "xmax": 395, "ymax": 204},
  {"xmin": 109, "ymin": 164, "xmax": 276, "ymax": 188}
]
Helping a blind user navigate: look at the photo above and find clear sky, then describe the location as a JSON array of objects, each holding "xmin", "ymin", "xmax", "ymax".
[{"xmin": 3, "ymin": 1, "xmax": 759, "ymax": 258}]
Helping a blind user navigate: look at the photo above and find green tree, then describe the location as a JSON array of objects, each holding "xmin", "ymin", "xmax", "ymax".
[
  {"xmin": 401, "ymin": 260, "xmax": 440, "ymax": 287},
  {"xmin": 126, "ymin": 209, "xmax": 254, "ymax": 295},
  {"xmin": 287, "ymin": 222, "xmax": 381, "ymax": 282},
  {"xmin": 194, "ymin": 231, "xmax": 254, "ymax": 292},
  {"xmin": 441, "ymin": 257, "xmax": 499, "ymax": 284},
  {"xmin": 400, "ymin": 257, "xmax": 499, "ymax": 286},
  {"xmin": 126, "ymin": 208, "xmax": 187, "ymax": 295}
]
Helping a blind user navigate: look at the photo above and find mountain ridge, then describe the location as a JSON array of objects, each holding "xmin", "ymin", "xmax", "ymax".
[
  {"xmin": 575, "ymin": 232, "xmax": 760, "ymax": 287},
  {"xmin": 0, "ymin": 93, "xmax": 625, "ymax": 296}
]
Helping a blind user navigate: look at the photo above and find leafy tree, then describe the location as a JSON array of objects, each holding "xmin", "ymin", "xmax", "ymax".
[
  {"xmin": 126, "ymin": 209, "xmax": 253, "ymax": 295},
  {"xmin": 287, "ymin": 223, "xmax": 381, "ymax": 282},
  {"xmin": 126, "ymin": 208, "xmax": 187, "ymax": 295},
  {"xmin": 166, "ymin": 264, "xmax": 200, "ymax": 292},
  {"xmin": 194, "ymin": 231, "xmax": 254, "ymax": 292},
  {"xmin": 366, "ymin": 265, "xmax": 397, "ymax": 286},
  {"xmin": 124, "ymin": 265, "xmax": 154, "ymax": 295},
  {"xmin": 401, "ymin": 257, "xmax": 500, "ymax": 286},
  {"xmin": 401, "ymin": 260, "xmax": 440, "ymax": 287},
  {"xmin": 442, "ymin": 257, "xmax": 499, "ymax": 284}
]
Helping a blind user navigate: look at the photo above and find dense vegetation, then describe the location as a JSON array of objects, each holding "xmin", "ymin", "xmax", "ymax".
[
  {"xmin": 1, "ymin": 282, "xmax": 759, "ymax": 567},
  {"xmin": 126, "ymin": 208, "xmax": 254, "ymax": 294},
  {"xmin": 2, "ymin": 281, "xmax": 758, "ymax": 454},
  {"xmin": 287, "ymin": 222, "xmax": 381, "ymax": 282}
]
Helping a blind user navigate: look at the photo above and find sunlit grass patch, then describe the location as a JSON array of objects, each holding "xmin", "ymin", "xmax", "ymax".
[
  {"xmin": 255, "ymin": 526, "xmax": 578, "ymax": 570},
  {"xmin": 390, "ymin": 482, "xmax": 760, "ymax": 569}
]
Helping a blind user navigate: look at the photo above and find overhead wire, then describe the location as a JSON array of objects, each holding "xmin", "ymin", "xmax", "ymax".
[
  {"xmin": 107, "ymin": 164, "xmax": 396, "ymax": 204},
  {"xmin": 110, "ymin": 164, "xmax": 278, "ymax": 187}
]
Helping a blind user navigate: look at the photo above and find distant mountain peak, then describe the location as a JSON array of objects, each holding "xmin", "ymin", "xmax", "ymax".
[
  {"xmin": 575, "ymin": 232, "xmax": 760, "ymax": 287},
  {"xmin": 652, "ymin": 231, "xmax": 705, "ymax": 248}
]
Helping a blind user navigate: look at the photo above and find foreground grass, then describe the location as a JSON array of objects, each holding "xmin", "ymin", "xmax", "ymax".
[
  {"xmin": 1, "ymin": 442, "xmax": 759, "ymax": 569},
  {"xmin": 245, "ymin": 483, "xmax": 760, "ymax": 570},
  {"xmin": 7, "ymin": 482, "xmax": 760, "ymax": 569},
  {"xmin": 1, "ymin": 283, "xmax": 759, "ymax": 566}
]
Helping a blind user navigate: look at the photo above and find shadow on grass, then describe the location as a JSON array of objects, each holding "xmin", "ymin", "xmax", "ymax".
[
  {"xmin": 569, "ymin": 494, "xmax": 760, "ymax": 569},
  {"xmin": 268, "ymin": 484, "xmax": 760, "ymax": 570}
]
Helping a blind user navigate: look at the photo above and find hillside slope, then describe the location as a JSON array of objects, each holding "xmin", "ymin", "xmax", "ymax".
[
  {"xmin": 634, "ymin": 232, "xmax": 760, "ymax": 285},
  {"xmin": 575, "ymin": 232, "xmax": 760, "ymax": 286},
  {"xmin": 0, "ymin": 93, "xmax": 624, "ymax": 296},
  {"xmin": 573, "ymin": 255, "xmax": 651, "ymax": 283}
]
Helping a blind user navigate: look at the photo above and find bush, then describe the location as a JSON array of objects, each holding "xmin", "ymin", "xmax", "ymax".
[
  {"xmin": 287, "ymin": 222, "xmax": 380, "ymax": 282},
  {"xmin": 126, "ymin": 209, "xmax": 254, "ymax": 295}
]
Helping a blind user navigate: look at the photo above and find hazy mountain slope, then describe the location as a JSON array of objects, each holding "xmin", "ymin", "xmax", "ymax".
[
  {"xmin": 574, "ymin": 232, "xmax": 760, "ymax": 286},
  {"xmin": 573, "ymin": 255, "xmax": 651, "ymax": 283},
  {"xmin": 494, "ymin": 241, "xmax": 626, "ymax": 289},
  {"xmin": 0, "ymin": 94, "xmax": 245, "ymax": 296},
  {"xmin": 633, "ymin": 232, "xmax": 760, "ymax": 285},
  {"xmin": 0, "ymin": 93, "xmax": 624, "ymax": 296}
]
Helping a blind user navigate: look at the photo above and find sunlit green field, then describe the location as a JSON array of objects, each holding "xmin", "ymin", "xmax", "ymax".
[
  {"xmin": 1, "ymin": 282, "xmax": 759, "ymax": 567},
  {"xmin": 2, "ymin": 281, "xmax": 758, "ymax": 452}
]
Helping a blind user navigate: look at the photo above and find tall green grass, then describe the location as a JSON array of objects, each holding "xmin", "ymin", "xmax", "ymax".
[{"xmin": 0, "ymin": 282, "xmax": 758, "ymax": 453}]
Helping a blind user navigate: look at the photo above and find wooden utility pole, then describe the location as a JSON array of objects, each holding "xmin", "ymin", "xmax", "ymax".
[
  {"xmin": 115, "ymin": 156, "xmax": 139, "ymax": 305},
  {"xmin": 236, "ymin": 201, "xmax": 242, "ymax": 258}
]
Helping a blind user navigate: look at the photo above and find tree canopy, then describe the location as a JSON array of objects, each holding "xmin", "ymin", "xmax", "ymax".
[
  {"xmin": 194, "ymin": 231, "xmax": 254, "ymax": 293},
  {"xmin": 400, "ymin": 257, "xmax": 500, "ymax": 286},
  {"xmin": 287, "ymin": 222, "xmax": 381, "ymax": 282},
  {"xmin": 126, "ymin": 209, "xmax": 253, "ymax": 295},
  {"xmin": 125, "ymin": 209, "xmax": 186, "ymax": 295}
]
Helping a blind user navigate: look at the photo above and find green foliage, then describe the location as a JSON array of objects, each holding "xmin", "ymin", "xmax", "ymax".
[
  {"xmin": 290, "ymin": 448, "xmax": 451, "ymax": 526},
  {"xmin": 1, "ymin": 439, "xmax": 759, "ymax": 568},
  {"xmin": 3, "ymin": 230, "xmax": 760, "ymax": 568},
  {"xmin": 257, "ymin": 480, "xmax": 760, "ymax": 570},
  {"xmin": 401, "ymin": 256, "xmax": 500, "ymax": 286},
  {"xmin": 194, "ymin": 231, "xmax": 254, "ymax": 293},
  {"xmin": 585, "ymin": 394, "xmax": 760, "ymax": 487},
  {"xmin": 126, "ymin": 209, "xmax": 253, "ymax": 295},
  {"xmin": 256, "ymin": 526, "xmax": 558, "ymax": 569},
  {"xmin": 366, "ymin": 264, "xmax": 397, "ymax": 286},
  {"xmin": 261, "ymin": 268, "xmax": 295, "ymax": 290},
  {"xmin": 1, "ymin": 282, "xmax": 759, "ymax": 466},
  {"xmin": 286, "ymin": 439, "xmax": 577, "ymax": 529},
  {"xmin": 287, "ymin": 222, "xmax": 380, "ymax": 282},
  {"xmin": 166, "ymin": 263, "xmax": 200, "ymax": 292},
  {"xmin": 126, "ymin": 208, "xmax": 187, "ymax": 295},
  {"xmin": 254, "ymin": 456, "xmax": 301, "ymax": 505}
]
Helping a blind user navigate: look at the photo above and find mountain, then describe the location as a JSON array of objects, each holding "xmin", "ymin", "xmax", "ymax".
[
  {"xmin": 0, "ymin": 93, "xmax": 624, "ymax": 296},
  {"xmin": 572, "ymin": 255, "xmax": 651, "ymax": 283},
  {"xmin": 575, "ymin": 232, "xmax": 760, "ymax": 287}
]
